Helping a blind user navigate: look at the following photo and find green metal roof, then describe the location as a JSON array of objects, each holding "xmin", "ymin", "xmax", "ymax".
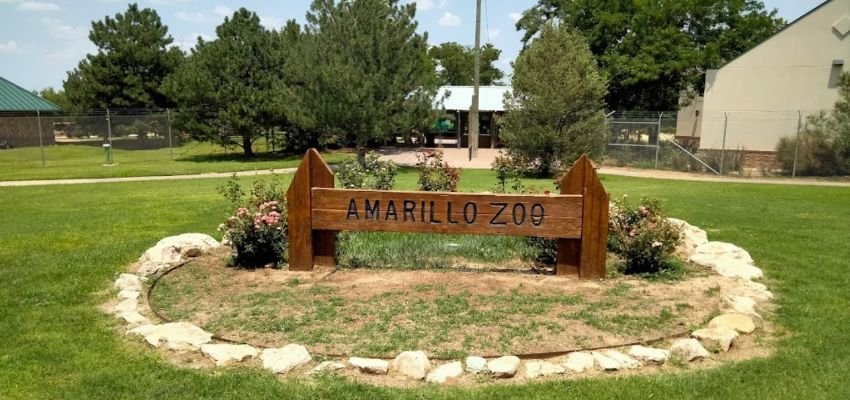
[{"xmin": 0, "ymin": 76, "xmax": 61, "ymax": 112}]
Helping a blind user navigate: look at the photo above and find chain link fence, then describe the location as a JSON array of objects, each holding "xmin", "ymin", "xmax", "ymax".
[{"xmin": 602, "ymin": 109, "xmax": 849, "ymax": 179}]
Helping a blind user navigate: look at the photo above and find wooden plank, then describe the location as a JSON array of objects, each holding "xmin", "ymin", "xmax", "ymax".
[
  {"xmin": 556, "ymin": 156, "xmax": 587, "ymax": 276},
  {"xmin": 308, "ymin": 149, "xmax": 337, "ymax": 268},
  {"xmin": 286, "ymin": 151, "xmax": 314, "ymax": 271},
  {"xmin": 579, "ymin": 163, "xmax": 609, "ymax": 279},
  {"xmin": 311, "ymin": 188, "xmax": 583, "ymax": 239}
]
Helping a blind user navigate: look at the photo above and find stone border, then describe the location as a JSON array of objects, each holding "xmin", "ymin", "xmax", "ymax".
[{"xmin": 108, "ymin": 221, "xmax": 775, "ymax": 385}]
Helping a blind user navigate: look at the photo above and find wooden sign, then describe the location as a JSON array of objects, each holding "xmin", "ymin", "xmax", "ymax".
[{"xmin": 287, "ymin": 149, "xmax": 609, "ymax": 279}]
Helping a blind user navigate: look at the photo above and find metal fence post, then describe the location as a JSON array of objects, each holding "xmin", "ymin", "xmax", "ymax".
[
  {"xmin": 37, "ymin": 110, "xmax": 45, "ymax": 167},
  {"xmin": 654, "ymin": 112, "xmax": 663, "ymax": 169},
  {"xmin": 792, "ymin": 110, "xmax": 802, "ymax": 178},
  {"xmin": 106, "ymin": 108, "xmax": 114, "ymax": 164},
  {"xmin": 166, "ymin": 108, "xmax": 174, "ymax": 160},
  {"xmin": 720, "ymin": 112, "xmax": 729, "ymax": 175}
]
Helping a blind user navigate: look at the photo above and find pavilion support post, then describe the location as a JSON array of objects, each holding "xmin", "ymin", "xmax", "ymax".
[
  {"xmin": 286, "ymin": 148, "xmax": 336, "ymax": 271},
  {"xmin": 557, "ymin": 155, "xmax": 609, "ymax": 279}
]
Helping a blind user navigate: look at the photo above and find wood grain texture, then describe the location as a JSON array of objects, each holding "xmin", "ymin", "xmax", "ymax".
[
  {"xmin": 311, "ymin": 188, "xmax": 583, "ymax": 239},
  {"xmin": 307, "ymin": 149, "xmax": 337, "ymax": 268},
  {"xmin": 286, "ymin": 150, "xmax": 314, "ymax": 271}
]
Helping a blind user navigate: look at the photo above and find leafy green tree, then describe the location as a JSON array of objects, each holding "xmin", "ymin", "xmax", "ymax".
[
  {"xmin": 63, "ymin": 3, "xmax": 182, "ymax": 111},
  {"xmin": 36, "ymin": 87, "xmax": 71, "ymax": 110},
  {"xmin": 429, "ymin": 42, "xmax": 504, "ymax": 85},
  {"xmin": 500, "ymin": 23, "xmax": 607, "ymax": 176},
  {"xmin": 516, "ymin": 0, "xmax": 784, "ymax": 110},
  {"xmin": 164, "ymin": 9, "xmax": 292, "ymax": 156},
  {"xmin": 290, "ymin": 0, "xmax": 440, "ymax": 163}
]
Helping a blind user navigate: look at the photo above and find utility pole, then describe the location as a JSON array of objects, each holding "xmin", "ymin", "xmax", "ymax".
[{"xmin": 469, "ymin": 0, "xmax": 481, "ymax": 160}]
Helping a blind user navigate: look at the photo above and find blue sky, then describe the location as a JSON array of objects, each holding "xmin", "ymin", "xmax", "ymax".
[{"xmin": 0, "ymin": 0, "xmax": 827, "ymax": 91}]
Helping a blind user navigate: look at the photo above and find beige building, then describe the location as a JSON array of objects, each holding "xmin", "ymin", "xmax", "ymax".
[{"xmin": 696, "ymin": 0, "xmax": 850, "ymax": 153}]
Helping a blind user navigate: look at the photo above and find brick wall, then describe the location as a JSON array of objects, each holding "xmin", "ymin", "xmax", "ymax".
[
  {"xmin": 743, "ymin": 151, "xmax": 781, "ymax": 172},
  {"xmin": 0, "ymin": 115, "xmax": 56, "ymax": 148}
]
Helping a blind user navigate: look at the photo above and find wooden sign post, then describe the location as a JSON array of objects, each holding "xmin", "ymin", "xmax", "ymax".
[{"xmin": 286, "ymin": 149, "xmax": 609, "ymax": 279}]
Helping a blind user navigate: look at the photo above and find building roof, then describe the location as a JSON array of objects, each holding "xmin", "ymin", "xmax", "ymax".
[
  {"xmin": 436, "ymin": 85, "xmax": 511, "ymax": 112},
  {"xmin": 0, "ymin": 76, "xmax": 61, "ymax": 112}
]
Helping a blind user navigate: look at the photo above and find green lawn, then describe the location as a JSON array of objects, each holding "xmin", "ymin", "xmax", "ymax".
[
  {"xmin": 1, "ymin": 171, "xmax": 849, "ymax": 399},
  {"xmin": 0, "ymin": 142, "xmax": 351, "ymax": 181}
]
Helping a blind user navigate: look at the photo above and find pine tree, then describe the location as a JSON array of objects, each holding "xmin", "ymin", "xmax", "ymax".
[
  {"xmin": 500, "ymin": 23, "xmax": 607, "ymax": 176},
  {"xmin": 63, "ymin": 3, "xmax": 182, "ymax": 111}
]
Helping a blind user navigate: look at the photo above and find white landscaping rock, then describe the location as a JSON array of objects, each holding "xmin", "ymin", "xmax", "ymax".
[
  {"xmin": 120, "ymin": 311, "xmax": 149, "ymax": 326},
  {"xmin": 667, "ymin": 218, "xmax": 709, "ymax": 254},
  {"xmin": 628, "ymin": 346, "xmax": 670, "ymax": 364},
  {"xmin": 524, "ymin": 360, "xmax": 565, "ymax": 379},
  {"xmin": 117, "ymin": 289, "xmax": 140, "ymax": 300},
  {"xmin": 487, "ymin": 356, "xmax": 521, "ymax": 378},
  {"xmin": 670, "ymin": 338, "xmax": 710, "ymax": 362},
  {"xmin": 114, "ymin": 273, "xmax": 142, "ymax": 291},
  {"xmin": 201, "ymin": 343, "xmax": 259, "ymax": 366},
  {"xmin": 729, "ymin": 281, "xmax": 774, "ymax": 302},
  {"xmin": 261, "ymin": 344, "xmax": 312, "ymax": 374},
  {"xmin": 592, "ymin": 351, "xmax": 621, "ymax": 371},
  {"xmin": 465, "ymin": 356, "xmax": 487, "ymax": 374},
  {"xmin": 692, "ymin": 328, "xmax": 739, "ymax": 352},
  {"xmin": 721, "ymin": 295, "xmax": 761, "ymax": 319},
  {"xmin": 391, "ymin": 351, "xmax": 431, "ymax": 380},
  {"xmin": 349, "ymin": 357, "xmax": 390, "ymax": 375},
  {"xmin": 708, "ymin": 313, "xmax": 756, "ymax": 334},
  {"xmin": 425, "ymin": 361, "xmax": 463, "ymax": 384},
  {"xmin": 562, "ymin": 352, "xmax": 595, "ymax": 374},
  {"xmin": 690, "ymin": 254, "xmax": 764, "ymax": 281},
  {"xmin": 113, "ymin": 298, "xmax": 138, "ymax": 314},
  {"xmin": 604, "ymin": 350, "xmax": 640, "ymax": 369},
  {"xmin": 138, "ymin": 233, "xmax": 220, "ymax": 276},
  {"xmin": 692, "ymin": 242, "xmax": 754, "ymax": 264},
  {"xmin": 128, "ymin": 322, "xmax": 213, "ymax": 351},
  {"xmin": 310, "ymin": 361, "xmax": 347, "ymax": 375}
]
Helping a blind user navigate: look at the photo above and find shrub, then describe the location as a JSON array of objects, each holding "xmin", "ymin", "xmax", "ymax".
[
  {"xmin": 336, "ymin": 151, "xmax": 397, "ymax": 190},
  {"xmin": 608, "ymin": 196, "xmax": 681, "ymax": 275},
  {"xmin": 698, "ymin": 147, "xmax": 746, "ymax": 174},
  {"xmin": 417, "ymin": 150, "xmax": 460, "ymax": 192},
  {"xmin": 776, "ymin": 113, "xmax": 846, "ymax": 176},
  {"xmin": 217, "ymin": 176, "xmax": 288, "ymax": 268},
  {"xmin": 490, "ymin": 152, "xmax": 526, "ymax": 193}
]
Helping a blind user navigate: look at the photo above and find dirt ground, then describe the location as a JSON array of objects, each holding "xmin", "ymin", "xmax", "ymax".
[{"xmin": 147, "ymin": 248, "xmax": 751, "ymax": 359}]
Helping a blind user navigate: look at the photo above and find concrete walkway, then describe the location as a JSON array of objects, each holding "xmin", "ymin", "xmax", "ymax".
[
  {"xmin": 2, "ymin": 147, "xmax": 848, "ymax": 188},
  {"xmin": 378, "ymin": 147, "xmax": 850, "ymax": 188},
  {"xmin": 0, "ymin": 167, "xmax": 297, "ymax": 187}
]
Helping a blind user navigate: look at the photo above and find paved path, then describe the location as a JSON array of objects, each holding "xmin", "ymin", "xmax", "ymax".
[
  {"xmin": 378, "ymin": 147, "xmax": 850, "ymax": 188},
  {"xmin": 0, "ymin": 168, "xmax": 297, "ymax": 187},
  {"xmin": 2, "ymin": 148, "xmax": 848, "ymax": 188}
]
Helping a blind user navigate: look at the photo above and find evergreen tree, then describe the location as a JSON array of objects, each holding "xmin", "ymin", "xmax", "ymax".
[
  {"xmin": 500, "ymin": 23, "xmax": 607, "ymax": 176},
  {"xmin": 290, "ymin": 0, "xmax": 440, "ymax": 163},
  {"xmin": 63, "ymin": 3, "xmax": 182, "ymax": 111},
  {"xmin": 164, "ymin": 8, "xmax": 290, "ymax": 157},
  {"xmin": 429, "ymin": 42, "xmax": 504, "ymax": 86}
]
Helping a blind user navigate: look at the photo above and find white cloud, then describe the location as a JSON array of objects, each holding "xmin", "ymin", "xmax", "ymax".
[
  {"xmin": 172, "ymin": 33, "xmax": 212, "ymax": 52},
  {"xmin": 0, "ymin": 40, "xmax": 20, "ymax": 53},
  {"xmin": 40, "ymin": 17, "xmax": 88, "ymax": 41},
  {"xmin": 260, "ymin": 15, "xmax": 282, "ymax": 29},
  {"xmin": 438, "ymin": 12, "xmax": 460, "ymax": 27},
  {"xmin": 213, "ymin": 5, "xmax": 232, "ymax": 17},
  {"xmin": 17, "ymin": 1, "xmax": 59, "ymax": 12},
  {"xmin": 488, "ymin": 29, "xmax": 501, "ymax": 40},
  {"xmin": 508, "ymin": 12, "xmax": 522, "ymax": 23},
  {"xmin": 414, "ymin": 0, "xmax": 434, "ymax": 11},
  {"xmin": 175, "ymin": 11, "xmax": 212, "ymax": 23}
]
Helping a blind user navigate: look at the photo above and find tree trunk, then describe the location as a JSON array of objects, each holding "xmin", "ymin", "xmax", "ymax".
[
  {"xmin": 356, "ymin": 144, "xmax": 366, "ymax": 166},
  {"xmin": 242, "ymin": 135, "xmax": 254, "ymax": 157}
]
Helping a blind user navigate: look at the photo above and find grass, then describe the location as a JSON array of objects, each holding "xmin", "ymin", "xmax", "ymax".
[
  {"xmin": 0, "ymin": 141, "xmax": 351, "ymax": 181},
  {"xmin": 1, "ymin": 170, "xmax": 850, "ymax": 398},
  {"xmin": 153, "ymin": 261, "xmax": 670, "ymax": 357}
]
